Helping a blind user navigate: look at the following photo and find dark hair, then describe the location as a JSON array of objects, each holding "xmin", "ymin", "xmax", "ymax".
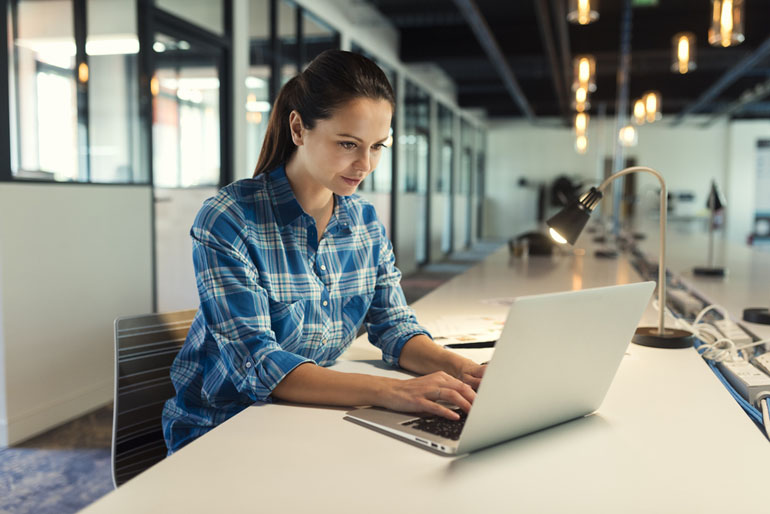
[{"xmin": 253, "ymin": 50, "xmax": 395, "ymax": 177}]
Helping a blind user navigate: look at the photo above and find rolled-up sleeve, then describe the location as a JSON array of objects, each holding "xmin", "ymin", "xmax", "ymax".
[
  {"xmin": 192, "ymin": 206, "xmax": 313, "ymax": 402},
  {"xmin": 364, "ymin": 223, "xmax": 431, "ymax": 366}
]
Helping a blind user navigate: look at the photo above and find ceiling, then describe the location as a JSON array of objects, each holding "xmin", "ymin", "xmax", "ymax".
[{"xmin": 366, "ymin": 0, "xmax": 770, "ymax": 123}]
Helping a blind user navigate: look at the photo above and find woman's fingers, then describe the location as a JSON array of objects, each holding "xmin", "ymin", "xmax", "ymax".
[
  {"xmin": 436, "ymin": 388, "xmax": 472, "ymax": 413},
  {"xmin": 419, "ymin": 399, "xmax": 461, "ymax": 420}
]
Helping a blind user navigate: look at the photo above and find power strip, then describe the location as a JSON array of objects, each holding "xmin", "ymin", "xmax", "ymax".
[
  {"xmin": 717, "ymin": 360, "xmax": 770, "ymax": 406},
  {"xmin": 753, "ymin": 353, "xmax": 770, "ymax": 377},
  {"xmin": 713, "ymin": 319, "xmax": 754, "ymax": 347},
  {"xmin": 667, "ymin": 288, "xmax": 703, "ymax": 317}
]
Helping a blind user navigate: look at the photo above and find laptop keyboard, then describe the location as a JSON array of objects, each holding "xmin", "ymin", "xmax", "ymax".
[{"xmin": 402, "ymin": 409, "xmax": 467, "ymax": 441}]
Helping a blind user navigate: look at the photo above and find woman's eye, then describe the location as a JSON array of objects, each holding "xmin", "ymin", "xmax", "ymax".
[
  {"xmin": 372, "ymin": 144, "xmax": 385, "ymax": 151},
  {"xmin": 339, "ymin": 142, "xmax": 356, "ymax": 150}
]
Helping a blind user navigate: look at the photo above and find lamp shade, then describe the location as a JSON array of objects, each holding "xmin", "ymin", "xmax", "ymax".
[
  {"xmin": 546, "ymin": 187, "xmax": 603, "ymax": 245},
  {"xmin": 707, "ymin": 180, "xmax": 725, "ymax": 211}
]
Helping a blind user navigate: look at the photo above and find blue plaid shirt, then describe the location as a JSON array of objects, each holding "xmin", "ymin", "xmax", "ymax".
[{"xmin": 162, "ymin": 165, "xmax": 429, "ymax": 453}]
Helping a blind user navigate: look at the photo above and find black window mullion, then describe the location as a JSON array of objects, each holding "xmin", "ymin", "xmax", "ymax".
[
  {"xmin": 1, "ymin": 0, "xmax": 12, "ymax": 180},
  {"xmin": 296, "ymin": 6, "xmax": 305, "ymax": 70},
  {"xmin": 73, "ymin": 0, "xmax": 90, "ymax": 182},
  {"xmin": 219, "ymin": 0, "xmax": 233, "ymax": 188},
  {"xmin": 268, "ymin": 0, "xmax": 280, "ymax": 103}
]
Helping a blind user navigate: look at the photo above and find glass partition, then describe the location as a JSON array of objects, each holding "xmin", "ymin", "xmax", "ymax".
[
  {"xmin": 152, "ymin": 32, "xmax": 221, "ymax": 187},
  {"xmin": 87, "ymin": 0, "xmax": 142, "ymax": 183},
  {"xmin": 9, "ymin": 0, "xmax": 79, "ymax": 181},
  {"xmin": 155, "ymin": 0, "xmax": 224, "ymax": 36}
]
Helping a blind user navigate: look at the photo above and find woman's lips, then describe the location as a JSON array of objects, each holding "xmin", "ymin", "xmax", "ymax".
[{"xmin": 342, "ymin": 177, "xmax": 361, "ymax": 186}]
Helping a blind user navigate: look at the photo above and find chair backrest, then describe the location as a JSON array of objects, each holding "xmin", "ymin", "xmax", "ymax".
[{"xmin": 112, "ymin": 308, "xmax": 197, "ymax": 487}]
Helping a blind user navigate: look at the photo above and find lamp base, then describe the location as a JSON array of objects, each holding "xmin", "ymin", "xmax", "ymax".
[
  {"xmin": 743, "ymin": 308, "xmax": 770, "ymax": 325},
  {"xmin": 693, "ymin": 266, "xmax": 726, "ymax": 277},
  {"xmin": 631, "ymin": 326, "xmax": 694, "ymax": 349}
]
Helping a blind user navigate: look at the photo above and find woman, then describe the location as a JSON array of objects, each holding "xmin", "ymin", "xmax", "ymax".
[{"xmin": 162, "ymin": 50, "xmax": 485, "ymax": 454}]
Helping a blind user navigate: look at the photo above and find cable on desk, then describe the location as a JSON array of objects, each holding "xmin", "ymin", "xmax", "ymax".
[{"xmin": 763, "ymin": 399, "xmax": 770, "ymax": 441}]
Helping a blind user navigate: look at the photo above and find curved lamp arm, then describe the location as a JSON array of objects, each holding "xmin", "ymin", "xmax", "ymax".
[{"xmin": 598, "ymin": 166, "xmax": 667, "ymax": 337}]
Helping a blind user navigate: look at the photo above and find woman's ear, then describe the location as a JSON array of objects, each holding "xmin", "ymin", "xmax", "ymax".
[{"xmin": 289, "ymin": 110, "xmax": 305, "ymax": 146}]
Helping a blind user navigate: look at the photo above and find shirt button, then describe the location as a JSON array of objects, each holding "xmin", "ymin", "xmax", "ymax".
[
  {"xmin": 322, "ymin": 300, "xmax": 328, "ymax": 307},
  {"xmin": 245, "ymin": 361, "xmax": 252, "ymax": 369},
  {"xmin": 320, "ymin": 264, "xmax": 326, "ymax": 271}
]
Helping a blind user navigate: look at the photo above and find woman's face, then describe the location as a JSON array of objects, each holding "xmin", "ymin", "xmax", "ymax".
[{"xmin": 294, "ymin": 97, "xmax": 392, "ymax": 196}]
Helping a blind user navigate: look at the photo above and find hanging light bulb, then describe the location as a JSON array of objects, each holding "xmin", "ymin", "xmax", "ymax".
[
  {"xmin": 567, "ymin": 0, "xmax": 599, "ymax": 25},
  {"xmin": 643, "ymin": 91, "xmax": 662, "ymax": 123},
  {"xmin": 574, "ymin": 112, "xmax": 589, "ymax": 136},
  {"xmin": 633, "ymin": 98, "xmax": 646, "ymax": 125},
  {"xmin": 78, "ymin": 62, "xmax": 89, "ymax": 83},
  {"xmin": 572, "ymin": 55, "xmax": 597, "ymax": 92},
  {"xmin": 619, "ymin": 125, "xmax": 638, "ymax": 147},
  {"xmin": 672, "ymin": 32, "xmax": 696, "ymax": 74},
  {"xmin": 573, "ymin": 86, "xmax": 591, "ymax": 112},
  {"xmin": 709, "ymin": 0, "xmax": 744, "ymax": 47},
  {"xmin": 575, "ymin": 135, "xmax": 588, "ymax": 154}
]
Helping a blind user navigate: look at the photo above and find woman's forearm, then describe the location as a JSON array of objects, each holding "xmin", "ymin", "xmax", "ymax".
[
  {"xmin": 271, "ymin": 362, "xmax": 393, "ymax": 407},
  {"xmin": 398, "ymin": 334, "xmax": 466, "ymax": 377}
]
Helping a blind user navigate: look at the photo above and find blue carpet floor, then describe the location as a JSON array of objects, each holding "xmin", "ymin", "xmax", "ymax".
[{"xmin": 0, "ymin": 405, "xmax": 114, "ymax": 514}]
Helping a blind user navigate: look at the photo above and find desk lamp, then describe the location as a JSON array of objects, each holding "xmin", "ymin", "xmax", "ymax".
[
  {"xmin": 546, "ymin": 166, "xmax": 694, "ymax": 349},
  {"xmin": 693, "ymin": 180, "xmax": 726, "ymax": 277}
]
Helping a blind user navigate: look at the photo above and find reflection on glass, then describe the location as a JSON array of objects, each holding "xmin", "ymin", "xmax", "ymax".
[
  {"xmin": 402, "ymin": 81, "xmax": 430, "ymax": 194},
  {"xmin": 153, "ymin": 33, "xmax": 220, "ymax": 187},
  {"xmin": 10, "ymin": 0, "xmax": 79, "ymax": 180},
  {"xmin": 302, "ymin": 10, "xmax": 338, "ymax": 68},
  {"xmin": 246, "ymin": 0, "xmax": 271, "ymax": 179},
  {"xmin": 403, "ymin": 80, "xmax": 430, "ymax": 264},
  {"xmin": 279, "ymin": 0, "xmax": 297, "ymax": 85},
  {"xmin": 156, "ymin": 0, "xmax": 224, "ymax": 36},
  {"xmin": 87, "ymin": 0, "xmax": 143, "ymax": 183}
]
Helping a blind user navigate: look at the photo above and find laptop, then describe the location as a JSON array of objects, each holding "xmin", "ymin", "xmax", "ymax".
[{"xmin": 345, "ymin": 281, "xmax": 655, "ymax": 455}]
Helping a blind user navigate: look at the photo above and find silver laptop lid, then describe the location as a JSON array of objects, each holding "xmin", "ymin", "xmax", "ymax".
[{"xmin": 456, "ymin": 281, "xmax": 655, "ymax": 453}]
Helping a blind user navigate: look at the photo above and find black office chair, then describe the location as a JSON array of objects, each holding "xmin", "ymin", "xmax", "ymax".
[{"xmin": 112, "ymin": 308, "xmax": 197, "ymax": 487}]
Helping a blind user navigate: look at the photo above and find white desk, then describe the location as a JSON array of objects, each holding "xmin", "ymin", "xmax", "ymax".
[{"xmin": 82, "ymin": 244, "xmax": 770, "ymax": 513}]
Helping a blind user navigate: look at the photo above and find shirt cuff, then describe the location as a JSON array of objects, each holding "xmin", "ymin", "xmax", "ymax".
[
  {"xmin": 381, "ymin": 326, "xmax": 433, "ymax": 367},
  {"xmin": 251, "ymin": 349, "xmax": 314, "ymax": 402}
]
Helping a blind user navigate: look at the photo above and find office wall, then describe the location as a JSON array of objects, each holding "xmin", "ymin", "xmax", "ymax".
[
  {"xmin": 155, "ymin": 187, "xmax": 217, "ymax": 313},
  {"xmin": 0, "ymin": 184, "xmax": 153, "ymax": 445},
  {"xmin": 485, "ymin": 117, "xmax": 742, "ymax": 241},
  {"xmin": 725, "ymin": 120, "xmax": 770, "ymax": 244}
]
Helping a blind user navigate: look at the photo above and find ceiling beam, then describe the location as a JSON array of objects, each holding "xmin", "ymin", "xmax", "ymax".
[
  {"xmin": 534, "ymin": 0, "xmax": 570, "ymax": 125},
  {"xmin": 672, "ymin": 35, "xmax": 770, "ymax": 125},
  {"xmin": 451, "ymin": 0, "xmax": 536, "ymax": 121}
]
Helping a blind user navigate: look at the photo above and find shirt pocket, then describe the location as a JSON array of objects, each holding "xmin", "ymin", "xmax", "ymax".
[
  {"xmin": 268, "ymin": 298, "xmax": 306, "ymax": 349},
  {"xmin": 341, "ymin": 290, "xmax": 375, "ymax": 333}
]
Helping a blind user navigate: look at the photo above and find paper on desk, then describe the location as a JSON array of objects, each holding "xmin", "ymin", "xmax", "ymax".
[{"xmin": 422, "ymin": 314, "xmax": 505, "ymax": 346}]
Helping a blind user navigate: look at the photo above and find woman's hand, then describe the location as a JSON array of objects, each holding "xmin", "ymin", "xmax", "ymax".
[
  {"xmin": 456, "ymin": 360, "xmax": 486, "ymax": 390},
  {"xmin": 381, "ymin": 371, "xmax": 476, "ymax": 420}
]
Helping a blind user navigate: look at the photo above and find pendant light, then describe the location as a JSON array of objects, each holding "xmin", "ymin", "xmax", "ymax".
[
  {"xmin": 573, "ymin": 86, "xmax": 591, "ymax": 112},
  {"xmin": 567, "ymin": 0, "xmax": 599, "ymax": 25},
  {"xmin": 633, "ymin": 98, "xmax": 646, "ymax": 125},
  {"xmin": 672, "ymin": 32, "xmax": 696, "ymax": 74},
  {"xmin": 643, "ymin": 91, "xmax": 662, "ymax": 123},
  {"xmin": 572, "ymin": 55, "xmax": 597, "ymax": 92},
  {"xmin": 708, "ymin": 0, "xmax": 744, "ymax": 47},
  {"xmin": 575, "ymin": 113, "xmax": 589, "ymax": 136},
  {"xmin": 575, "ymin": 135, "xmax": 588, "ymax": 154}
]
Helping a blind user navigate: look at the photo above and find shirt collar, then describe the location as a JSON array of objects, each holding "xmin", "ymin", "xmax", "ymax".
[{"xmin": 267, "ymin": 165, "xmax": 353, "ymax": 234}]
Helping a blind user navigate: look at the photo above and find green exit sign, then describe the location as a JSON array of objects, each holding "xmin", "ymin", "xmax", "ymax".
[{"xmin": 633, "ymin": 0, "xmax": 659, "ymax": 6}]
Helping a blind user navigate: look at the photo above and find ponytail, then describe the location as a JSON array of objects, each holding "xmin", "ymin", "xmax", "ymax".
[
  {"xmin": 253, "ymin": 50, "xmax": 395, "ymax": 177},
  {"xmin": 253, "ymin": 76, "xmax": 301, "ymax": 177}
]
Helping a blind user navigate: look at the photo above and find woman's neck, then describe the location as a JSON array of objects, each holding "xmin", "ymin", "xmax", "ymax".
[{"xmin": 284, "ymin": 154, "xmax": 334, "ymax": 220}]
